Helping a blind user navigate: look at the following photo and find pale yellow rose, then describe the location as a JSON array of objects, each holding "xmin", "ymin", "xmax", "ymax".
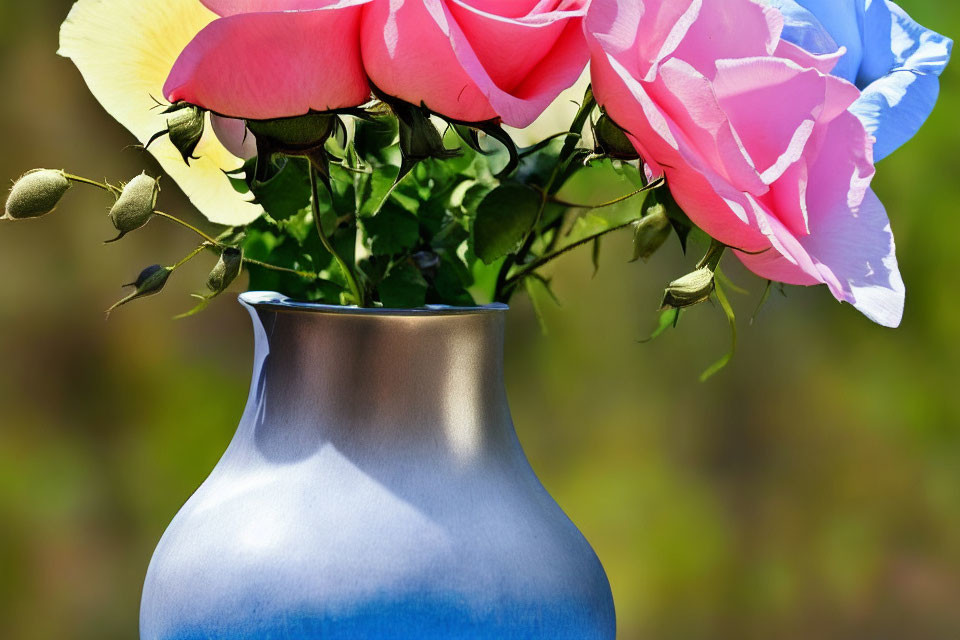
[{"xmin": 58, "ymin": 0, "xmax": 262, "ymax": 226}]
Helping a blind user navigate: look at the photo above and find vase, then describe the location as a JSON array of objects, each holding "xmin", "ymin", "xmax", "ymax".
[{"xmin": 139, "ymin": 292, "xmax": 616, "ymax": 639}]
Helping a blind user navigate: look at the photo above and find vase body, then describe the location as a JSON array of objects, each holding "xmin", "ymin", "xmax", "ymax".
[{"xmin": 140, "ymin": 293, "xmax": 616, "ymax": 639}]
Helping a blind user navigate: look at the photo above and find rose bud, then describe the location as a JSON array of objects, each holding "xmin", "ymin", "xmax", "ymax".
[
  {"xmin": 390, "ymin": 101, "xmax": 459, "ymax": 176},
  {"xmin": 630, "ymin": 202, "xmax": 672, "ymax": 263},
  {"xmin": 660, "ymin": 268, "xmax": 715, "ymax": 311},
  {"xmin": 206, "ymin": 248, "xmax": 243, "ymax": 295},
  {"xmin": 4, "ymin": 169, "xmax": 71, "ymax": 220},
  {"xmin": 106, "ymin": 264, "xmax": 172, "ymax": 314},
  {"xmin": 145, "ymin": 103, "xmax": 207, "ymax": 165},
  {"xmin": 166, "ymin": 104, "xmax": 206, "ymax": 164},
  {"xmin": 107, "ymin": 173, "xmax": 159, "ymax": 242},
  {"xmin": 594, "ymin": 114, "xmax": 639, "ymax": 161}
]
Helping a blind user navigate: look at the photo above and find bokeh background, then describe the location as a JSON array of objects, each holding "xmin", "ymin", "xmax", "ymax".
[{"xmin": 1, "ymin": 1, "xmax": 958, "ymax": 638}]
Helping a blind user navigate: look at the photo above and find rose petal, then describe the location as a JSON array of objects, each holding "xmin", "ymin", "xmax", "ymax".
[
  {"xmin": 361, "ymin": 0, "xmax": 588, "ymax": 127},
  {"xmin": 739, "ymin": 112, "xmax": 904, "ymax": 327},
  {"xmin": 200, "ymin": 0, "xmax": 343, "ymax": 16},
  {"xmin": 165, "ymin": 1, "xmax": 372, "ymax": 120}
]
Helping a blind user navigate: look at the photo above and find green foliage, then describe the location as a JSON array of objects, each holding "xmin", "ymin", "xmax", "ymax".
[
  {"xmin": 377, "ymin": 261, "xmax": 428, "ymax": 309},
  {"xmin": 18, "ymin": 86, "xmax": 748, "ymax": 372},
  {"xmin": 362, "ymin": 203, "xmax": 419, "ymax": 256},
  {"xmin": 473, "ymin": 184, "xmax": 541, "ymax": 265},
  {"xmin": 246, "ymin": 157, "xmax": 311, "ymax": 221}
]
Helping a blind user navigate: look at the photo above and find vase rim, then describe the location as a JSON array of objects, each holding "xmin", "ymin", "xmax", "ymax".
[{"xmin": 238, "ymin": 291, "xmax": 509, "ymax": 316}]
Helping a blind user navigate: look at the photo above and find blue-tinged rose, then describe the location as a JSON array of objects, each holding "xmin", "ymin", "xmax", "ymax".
[{"xmin": 769, "ymin": 0, "xmax": 952, "ymax": 161}]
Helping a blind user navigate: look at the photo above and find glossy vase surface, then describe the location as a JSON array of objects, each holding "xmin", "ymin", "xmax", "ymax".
[{"xmin": 140, "ymin": 292, "xmax": 616, "ymax": 639}]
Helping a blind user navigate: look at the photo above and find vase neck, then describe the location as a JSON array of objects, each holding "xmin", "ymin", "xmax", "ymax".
[{"xmin": 238, "ymin": 299, "xmax": 512, "ymax": 464}]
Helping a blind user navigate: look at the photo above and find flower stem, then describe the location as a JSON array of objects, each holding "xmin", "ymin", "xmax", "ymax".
[
  {"xmin": 545, "ymin": 177, "xmax": 665, "ymax": 210},
  {"xmin": 242, "ymin": 257, "xmax": 319, "ymax": 281},
  {"xmin": 309, "ymin": 167, "xmax": 363, "ymax": 305},
  {"xmin": 155, "ymin": 211, "xmax": 323, "ymax": 281},
  {"xmin": 169, "ymin": 245, "xmax": 207, "ymax": 271},
  {"xmin": 504, "ymin": 219, "xmax": 638, "ymax": 288},
  {"xmin": 154, "ymin": 211, "xmax": 221, "ymax": 246},
  {"xmin": 63, "ymin": 172, "xmax": 121, "ymax": 196},
  {"xmin": 494, "ymin": 90, "xmax": 598, "ymax": 303}
]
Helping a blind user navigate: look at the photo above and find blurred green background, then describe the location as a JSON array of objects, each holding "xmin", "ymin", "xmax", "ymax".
[{"xmin": 1, "ymin": 2, "xmax": 958, "ymax": 638}]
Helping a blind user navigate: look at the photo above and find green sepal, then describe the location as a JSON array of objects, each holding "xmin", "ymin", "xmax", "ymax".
[
  {"xmin": 246, "ymin": 113, "xmax": 335, "ymax": 151},
  {"xmin": 445, "ymin": 117, "xmax": 520, "ymax": 179},
  {"xmin": 372, "ymin": 89, "xmax": 460, "ymax": 184}
]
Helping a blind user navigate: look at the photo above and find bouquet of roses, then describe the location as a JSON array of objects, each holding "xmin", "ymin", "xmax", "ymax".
[{"xmin": 4, "ymin": 0, "xmax": 951, "ymax": 371}]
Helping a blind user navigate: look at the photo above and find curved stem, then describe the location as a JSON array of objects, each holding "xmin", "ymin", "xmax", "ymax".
[
  {"xmin": 243, "ymin": 257, "xmax": 318, "ymax": 281},
  {"xmin": 309, "ymin": 167, "xmax": 363, "ymax": 305},
  {"xmin": 546, "ymin": 178, "xmax": 665, "ymax": 211},
  {"xmin": 494, "ymin": 89, "xmax": 597, "ymax": 303},
  {"xmin": 504, "ymin": 219, "xmax": 638, "ymax": 288},
  {"xmin": 155, "ymin": 211, "xmax": 323, "ymax": 281},
  {"xmin": 169, "ymin": 245, "xmax": 207, "ymax": 271},
  {"xmin": 333, "ymin": 162, "xmax": 373, "ymax": 176},
  {"xmin": 518, "ymin": 131, "xmax": 581, "ymax": 159},
  {"xmin": 154, "ymin": 211, "xmax": 222, "ymax": 246},
  {"xmin": 63, "ymin": 173, "xmax": 121, "ymax": 196}
]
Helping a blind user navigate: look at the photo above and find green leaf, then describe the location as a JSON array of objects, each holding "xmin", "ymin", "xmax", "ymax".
[
  {"xmin": 357, "ymin": 165, "xmax": 397, "ymax": 217},
  {"xmin": 523, "ymin": 278, "xmax": 550, "ymax": 336},
  {"xmin": 473, "ymin": 184, "xmax": 541, "ymax": 265},
  {"xmin": 524, "ymin": 275, "xmax": 560, "ymax": 336},
  {"xmin": 430, "ymin": 254, "xmax": 476, "ymax": 307},
  {"xmin": 700, "ymin": 278, "xmax": 737, "ymax": 382},
  {"xmin": 353, "ymin": 116, "xmax": 399, "ymax": 163},
  {"xmin": 461, "ymin": 182, "xmax": 493, "ymax": 215},
  {"xmin": 362, "ymin": 203, "xmax": 419, "ymax": 256},
  {"xmin": 751, "ymin": 279, "xmax": 774, "ymax": 325},
  {"xmin": 249, "ymin": 157, "xmax": 311, "ymax": 220},
  {"xmin": 555, "ymin": 148, "xmax": 592, "ymax": 191},
  {"xmin": 378, "ymin": 262, "xmax": 428, "ymax": 309},
  {"xmin": 641, "ymin": 308, "xmax": 680, "ymax": 343}
]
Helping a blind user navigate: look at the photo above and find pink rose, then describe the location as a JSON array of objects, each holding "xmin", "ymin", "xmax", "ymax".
[
  {"xmin": 164, "ymin": 0, "xmax": 374, "ymax": 120},
  {"xmin": 585, "ymin": 0, "xmax": 905, "ymax": 327},
  {"xmin": 361, "ymin": 0, "xmax": 591, "ymax": 127}
]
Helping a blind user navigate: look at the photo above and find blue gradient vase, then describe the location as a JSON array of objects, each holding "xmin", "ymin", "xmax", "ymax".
[{"xmin": 139, "ymin": 293, "xmax": 616, "ymax": 639}]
